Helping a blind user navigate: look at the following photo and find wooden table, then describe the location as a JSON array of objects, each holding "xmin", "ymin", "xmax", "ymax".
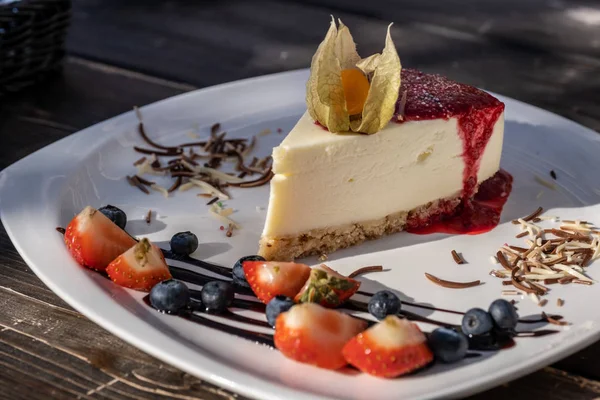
[{"xmin": 2, "ymin": 0, "xmax": 600, "ymax": 398}]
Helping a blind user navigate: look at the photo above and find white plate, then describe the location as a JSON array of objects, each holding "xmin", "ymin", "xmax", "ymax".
[{"xmin": 2, "ymin": 69, "xmax": 600, "ymax": 400}]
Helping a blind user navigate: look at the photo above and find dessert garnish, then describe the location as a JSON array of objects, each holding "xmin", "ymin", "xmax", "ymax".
[
  {"xmin": 275, "ymin": 303, "xmax": 368, "ymax": 370},
  {"xmin": 265, "ymin": 295, "xmax": 294, "ymax": 327},
  {"xmin": 170, "ymin": 231, "xmax": 199, "ymax": 256},
  {"xmin": 512, "ymin": 206, "xmax": 544, "ymax": 224},
  {"xmin": 462, "ymin": 308, "xmax": 494, "ymax": 336},
  {"xmin": 129, "ymin": 108, "xmax": 272, "ymax": 202},
  {"xmin": 201, "ymin": 281, "xmax": 235, "ymax": 313},
  {"xmin": 106, "ymin": 238, "xmax": 172, "ymax": 291},
  {"xmin": 424, "ymin": 273, "xmax": 481, "ymax": 289},
  {"xmin": 60, "ymin": 206, "xmax": 568, "ymax": 379},
  {"xmin": 64, "ymin": 206, "xmax": 137, "ymax": 272},
  {"xmin": 306, "ymin": 18, "xmax": 401, "ymax": 134},
  {"xmin": 232, "ymin": 255, "xmax": 265, "ymax": 289},
  {"xmin": 542, "ymin": 312, "xmax": 568, "ymax": 326},
  {"xmin": 367, "ymin": 290, "xmax": 402, "ymax": 320},
  {"xmin": 209, "ymin": 201, "xmax": 239, "ymax": 231},
  {"xmin": 428, "ymin": 327, "xmax": 469, "ymax": 363},
  {"xmin": 534, "ymin": 175, "xmax": 557, "ymax": 190},
  {"xmin": 126, "ymin": 175, "xmax": 150, "ymax": 194},
  {"xmin": 294, "ymin": 264, "xmax": 361, "ymax": 308},
  {"xmin": 150, "ymin": 279, "xmax": 191, "ymax": 313},
  {"xmin": 347, "ymin": 264, "xmax": 383, "ymax": 278},
  {"xmin": 451, "ymin": 250, "xmax": 465, "ymax": 264},
  {"xmin": 242, "ymin": 260, "xmax": 311, "ymax": 303},
  {"xmin": 99, "ymin": 204, "xmax": 128, "ymax": 229},
  {"xmin": 343, "ymin": 316, "xmax": 433, "ymax": 378},
  {"xmin": 225, "ymin": 223, "xmax": 234, "ymax": 237},
  {"xmin": 490, "ymin": 208, "xmax": 598, "ymax": 304}
]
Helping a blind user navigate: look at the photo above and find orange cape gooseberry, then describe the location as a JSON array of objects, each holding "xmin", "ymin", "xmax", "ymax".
[{"xmin": 340, "ymin": 69, "xmax": 370, "ymax": 116}]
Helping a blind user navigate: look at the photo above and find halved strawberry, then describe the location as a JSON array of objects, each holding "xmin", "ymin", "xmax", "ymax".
[
  {"xmin": 64, "ymin": 206, "xmax": 137, "ymax": 271},
  {"xmin": 342, "ymin": 316, "xmax": 433, "ymax": 378},
  {"xmin": 243, "ymin": 261, "xmax": 310, "ymax": 304},
  {"xmin": 106, "ymin": 238, "xmax": 172, "ymax": 291},
  {"xmin": 274, "ymin": 303, "xmax": 368, "ymax": 370},
  {"xmin": 294, "ymin": 264, "xmax": 360, "ymax": 308}
]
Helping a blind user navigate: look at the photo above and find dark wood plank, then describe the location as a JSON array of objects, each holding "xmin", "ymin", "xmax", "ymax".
[
  {"xmin": 0, "ymin": 57, "xmax": 191, "ymax": 169},
  {"xmin": 295, "ymin": 0, "xmax": 600, "ymax": 60},
  {"xmin": 64, "ymin": 0, "xmax": 600, "ymax": 134},
  {"xmin": 0, "ymin": 276, "xmax": 246, "ymax": 400},
  {"xmin": 469, "ymin": 367, "xmax": 600, "ymax": 399}
]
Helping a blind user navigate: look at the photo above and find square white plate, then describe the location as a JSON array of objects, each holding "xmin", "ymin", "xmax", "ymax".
[{"xmin": 2, "ymin": 69, "xmax": 600, "ymax": 400}]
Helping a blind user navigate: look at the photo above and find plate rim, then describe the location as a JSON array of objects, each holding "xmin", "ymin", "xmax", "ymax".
[{"xmin": 2, "ymin": 68, "xmax": 600, "ymax": 400}]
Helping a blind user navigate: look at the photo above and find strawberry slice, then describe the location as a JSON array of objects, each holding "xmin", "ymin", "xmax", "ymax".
[
  {"xmin": 342, "ymin": 316, "xmax": 433, "ymax": 378},
  {"xmin": 64, "ymin": 206, "xmax": 137, "ymax": 271},
  {"xmin": 274, "ymin": 303, "xmax": 368, "ymax": 370},
  {"xmin": 294, "ymin": 264, "xmax": 360, "ymax": 308},
  {"xmin": 243, "ymin": 261, "xmax": 311, "ymax": 304},
  {"xmin": 106, "ymin": 238, "xmax": 172, "ymax": 291}
]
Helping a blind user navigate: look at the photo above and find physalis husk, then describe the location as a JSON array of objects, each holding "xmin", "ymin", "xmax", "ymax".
[{"xmin": 306, "ymin": 18, "xmax": 401, "ymax": 134}]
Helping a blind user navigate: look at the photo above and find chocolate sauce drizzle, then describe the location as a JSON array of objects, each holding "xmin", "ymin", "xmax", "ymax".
[{"xmin": 155, "ymin": 253, "xmax": 560, "ymax": 354}]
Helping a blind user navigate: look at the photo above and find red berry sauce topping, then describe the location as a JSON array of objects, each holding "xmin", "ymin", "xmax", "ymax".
[
  {"xmin": 397, "ymin": 69, "xmax": 510, "ymax": 235},
  {"xmin": 408, "ymin": 169, "xmax": 513, "ymax": 235},
  {"xmin": 398, "ymin": 69, "xmax": 503, "ymax": 122}
]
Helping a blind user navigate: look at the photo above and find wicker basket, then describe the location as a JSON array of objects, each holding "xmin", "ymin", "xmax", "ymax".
[{"xmin": 0, "ymin": 0, "xmax": 71, "ymax": 94}]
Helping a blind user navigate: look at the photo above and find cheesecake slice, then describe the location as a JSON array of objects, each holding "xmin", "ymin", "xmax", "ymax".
[{"xmin": 259, "ymin": 69, "xmax": 505, "ymax": 261}]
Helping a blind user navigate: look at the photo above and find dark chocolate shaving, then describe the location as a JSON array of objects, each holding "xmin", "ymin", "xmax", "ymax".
[
  {"xmin": 139, "ymin": 123, "xmax": 179, "ymax": 151},
  {"xmin": 134, "ymin": 146, "xmax": 182, "ymax": 156},
  {"xmin": 424, "ymin": 273, "xmax": 481, "ymax": 289},
  {"xmin": 228, "ymin": 168, "xmax": 274, "ymax": 188},
  {"xmin": 135, "ymin": 175, "xmax": 155, "ymax": 186},
  {"xmin": 348, "ymin": 265, "xmax": 383, "ymax": 278},
  {"xmin": 167, "ymin": 176, "xmax": 183, "ymax": 193},
  {"xmin": 133, "ymin": 156, "xmax": 147, "ymax": 166},
  {"xmin": 513, "ymin": 206, "xmax": 543, "ymax": 224},
  {"xmin": 126, "ymin": 175, "xmax": 150, "ymax": 194}
]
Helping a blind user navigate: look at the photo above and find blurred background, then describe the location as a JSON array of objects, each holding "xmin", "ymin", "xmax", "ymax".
[
  {"xmin": 2, "ymin": 1, "xmax": 600, "ymax": 160},
  {"xmin": 2, "ymin": 0, "xmax": 600, "ymax": 174}
]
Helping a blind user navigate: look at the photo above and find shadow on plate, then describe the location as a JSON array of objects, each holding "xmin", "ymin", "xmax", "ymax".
[{"xmin": 127, "ymin": 219, "xmax": 167, "ymax": 236}]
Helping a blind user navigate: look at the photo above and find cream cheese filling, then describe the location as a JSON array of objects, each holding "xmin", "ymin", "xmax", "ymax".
[{"xmin": 263, "ymin": 112, "xmax": 504, "ymax": 237}]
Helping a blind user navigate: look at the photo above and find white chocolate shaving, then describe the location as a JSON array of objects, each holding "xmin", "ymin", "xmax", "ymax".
[
  {"xmin": 189, "ymin": 179, "xmax": 230, "ymax": 200},
  {"xmin": 150, "ymin": 184, "xmax": 169, "ymax": 198}
]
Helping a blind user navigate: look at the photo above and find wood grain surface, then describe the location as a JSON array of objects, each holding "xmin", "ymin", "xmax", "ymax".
[{"xmin": 1, "ymin": 0, "xmax": 600, "ymax": 398}]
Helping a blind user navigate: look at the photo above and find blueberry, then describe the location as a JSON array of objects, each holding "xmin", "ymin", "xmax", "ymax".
[
  {"xmin": 266, "ymin": 295, "xmax": 294, "ymax": 327},
  {"xmin": 367, "ymin": 290, "xmax": 402, "ymax": 320},
  {"xmin": 489, "ymin": 299, "xmax": 519, "ymax": 331},
  {"xmin": 461, "ymin": 308, "xmax": 494, "ymax": 336},
  {"xmin": 149, "ymin": 279, "xmax": 190, "ymax": 313},
  {"xmin": 428, "ymin": 327, "xmax": 469, "ymax": 363},
  {"xmin": 170, "ymin": 231, "xmax": 199, "ymax": 255},
  {"xmin": 201, "ymin": 281, "xmax": 234, "ymax": 313},
  {"xmin": 232, "ymin": 255, "xmax": 265, "ymax": 288},
  {"xmin": 99, "ymin": 205, "xmax": 127, "ymax": 229}
]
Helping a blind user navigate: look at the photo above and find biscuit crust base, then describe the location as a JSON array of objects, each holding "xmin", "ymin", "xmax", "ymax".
[{"xmin": 258, "ymin": 194, "xmax": 462, "ymax": 261}]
